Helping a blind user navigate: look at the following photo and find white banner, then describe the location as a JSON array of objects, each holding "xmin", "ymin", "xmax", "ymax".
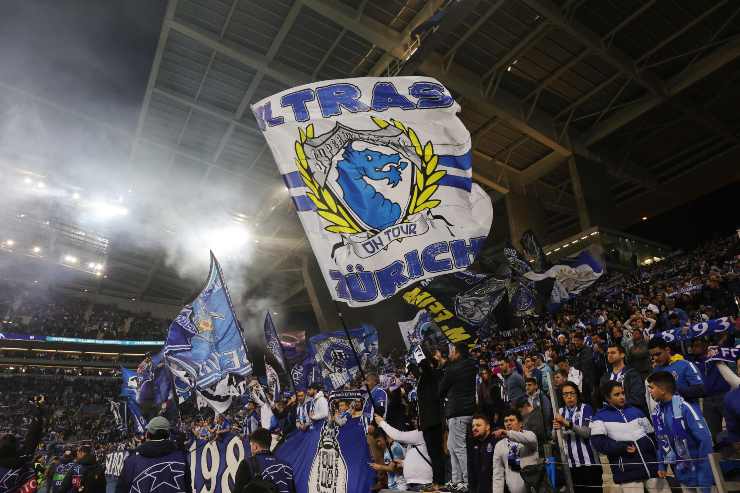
[{"xmin": 253, "ymin": 77, "xmax": 493, "ymax": 306}]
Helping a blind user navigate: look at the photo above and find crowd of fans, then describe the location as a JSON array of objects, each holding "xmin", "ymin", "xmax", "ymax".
[
  {"xmin": 1, "ymin": 234, "xmax": 738, "ymax": 493},
  {"xmin": 0, "ymin": 282, "xmax": 170, "ymax": 339}
]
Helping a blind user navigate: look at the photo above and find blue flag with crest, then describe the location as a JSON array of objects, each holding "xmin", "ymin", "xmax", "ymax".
[
  {"xmin": 120, "ymin": 367, "xmax": 147, "ymax": 435},
  {"xmin": 164, "ymin": 253, "xmax": 252, "ymax": 388},
  {"xmin": 308, "ymin": 325, "xmax": 378, "ymax": 391}
]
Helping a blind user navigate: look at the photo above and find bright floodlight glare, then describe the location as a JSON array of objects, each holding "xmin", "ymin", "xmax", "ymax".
[
  {"xmin": 87, "ymin": 200, "xmax": 128, "ymax": 219},
  {"xmin": 64, "ymin": 255, "xmax": 78, "ymax": 264},
  {"xmin": 36, "ymin": 181, "xmax": 45, "ymax": 189},
  {"xmin": 88, "ymin": 262, "xmax": 96, "ymax": 269},
  {"xmin": 72, "ymin": 192, "xmax": 80, "ymax": 200},
  {"xmin": 5, "ymin": 240, "xmax": 14, "ymax": 247},
  {"xmin": 210, "ymin": 225, "xmax": 250, "ymax": 254},
  {"xmin": 32, "ymin": 246, "xmax": 41, "ymax": 253},
  {"xmin": 23, "ymin": 177, "xmax": 32, "ymax": 184}
]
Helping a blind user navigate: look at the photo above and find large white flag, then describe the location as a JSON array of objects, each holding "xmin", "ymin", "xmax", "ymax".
[{"xmin": 252, "ymin": 77, "xmax": 492, "ymax": 307}]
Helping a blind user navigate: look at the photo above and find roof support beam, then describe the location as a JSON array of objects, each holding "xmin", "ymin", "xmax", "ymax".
[
  {"xmin": 586, "ymin": 35, "xmax": 740, "ymax": 145},
  {"xmin": 517, "ymin": 0, "xmax": 667, "ymax": 98},
  {"xmin": 167, "ymin": 19, "xmax": 307, "ymax": 87},
  {"xmin": 522, "ymin": 36, "xmax": 740, "ymax": 185},
  {"xmin": 369, "ymin": 0, "xmax": 445, "ymax": 76},
  {"xmin": 212, "ymin": 0, "xmax": 304, "ymax": 163},
  {"xmin": 301, "ymin": 0, "xmax": 406, "ymax": 58},
  {"xmin": 151, "ymin": 87, "xmax": 262, "ymax": 136}
]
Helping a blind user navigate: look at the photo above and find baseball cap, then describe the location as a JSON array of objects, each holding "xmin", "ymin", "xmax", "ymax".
[{"xmin": 146, "ymin": 416, "xmax": 171, "ymax": 434}]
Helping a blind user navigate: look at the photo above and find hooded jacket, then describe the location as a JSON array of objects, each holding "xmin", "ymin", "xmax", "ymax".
[
  {"xmin": 438, "ymin": 357, "xmax": 477, "ymax": 418},
  {"xmin": 589, "ymin": 404, "xmax": 659, "ymax": 484},
  {"xmin": 115, "ymin": 440, "xmax": 190, "ymax": 493},
  {"xmin": 59, "ymin": 454, "xmax": 105, "ymax": 493},
  {"xmin": 0, "ymin": 405, "xmax": 44, "ymax": 493}
]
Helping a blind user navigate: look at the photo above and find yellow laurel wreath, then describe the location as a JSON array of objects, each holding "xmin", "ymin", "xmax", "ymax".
[
  {"xmin": 294, "ymin": 117, "xmax": 444, "ymax": 235},
  {"xmin": 295, "ymin": 124, "xmax": 363, "ymax": 235},
  {"xmin": 370, "ymin": 116, "xmax": 445, "ymax": 219}
]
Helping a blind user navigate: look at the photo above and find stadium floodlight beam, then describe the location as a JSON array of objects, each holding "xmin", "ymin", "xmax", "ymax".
[
  {"xmin": 32, "ymin": 246, "xmax": 41, "ymax": 253},
  {"xmin": 86, "ymin": 200, "xmax": 128, "ymax": 219},
  {"xmin": 64, "ymin": 255, "xmax": 79, "ymax": 264},
  {"xmin": 5, "ymin": 240, "xmax": 14, "ymax": 247},
  {"xmin": 208, "ymin": 225, "xmax": 251, "ymax": 257}
]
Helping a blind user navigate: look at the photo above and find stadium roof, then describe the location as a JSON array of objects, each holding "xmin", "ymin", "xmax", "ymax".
[{"xmin": 1, "ymin": 0, "xmax": 739, "ymax": 309}]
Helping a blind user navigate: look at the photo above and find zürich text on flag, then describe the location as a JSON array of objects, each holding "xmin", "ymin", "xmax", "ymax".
[{"xmin": 252, "ymin": 77, "xmax": 493, "ymax": 307}]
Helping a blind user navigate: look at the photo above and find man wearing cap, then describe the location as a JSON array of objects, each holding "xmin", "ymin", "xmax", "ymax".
[{"xmin": 116, "ymin": 417, "xmax": 189, "ymax": 493}]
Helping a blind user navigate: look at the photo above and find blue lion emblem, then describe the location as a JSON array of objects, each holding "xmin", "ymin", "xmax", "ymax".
[{"xmin": 336, "ymin": 143, "xmax": 408, "ymax": 230}]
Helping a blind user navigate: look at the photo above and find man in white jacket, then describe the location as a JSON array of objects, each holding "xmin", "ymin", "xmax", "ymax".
[
  {"xmin": 306, "ymin": 383, "xmax": 328, "ymax": 425},
  {"xmin": 373, "ymin": 414, "xmax": 433, "ymax": 490},
  {"xmin": 492, "ymin": 410, "xmax": 539, "ymax": 493}
]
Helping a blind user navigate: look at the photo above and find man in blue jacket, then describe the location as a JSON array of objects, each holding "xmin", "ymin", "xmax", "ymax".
[
  {"xmin": 589, "ymin": 381, "xmax": 668, "ymax": 493},
  {"xmin": 116, "ymin": 417, "xmax": 190, "ymax": 493},
  {"xmin": 234, "ymin": 428, "xmax": 295, "ymax": 493},
  {"xmin": 648, "ymin": 337, "xmax": 704, "ymax": 402},
  {"xmin": 647, "ymin": 371, "xmax": 714, "ymax": 493}
]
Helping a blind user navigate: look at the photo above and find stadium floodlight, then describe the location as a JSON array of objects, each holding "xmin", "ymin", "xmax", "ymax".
[
  {"xmin": 5, "ymin": 240, "xmax": 14, "ymax": 247},
  {"xmin": 23, "ymin": 177, "xmax": 32, "ymax": 184},
  {"xmin": 88, "ymin": 262, "xmax": 96, "ymax": 269},
  {"xmin": 86, "ymin": 200, "xmax": 128, "ymax": 219},
  {"xmin": 36, "ymin": 181, "xmax": 45, "ymax": 189},
  {"xmin": 72, "ymin": 192, "xmax": 80, "ymax": 200},
  {"xmin": 32, "ymin": 246, "xmax": 41, "ymax": 254},
  {"xmin": 64, "ymin": 255, "xmax": 79, "ymax": 264},
  {"xmin": 209, "ymin": 225, "xmax": 251, "ymax": 253}
]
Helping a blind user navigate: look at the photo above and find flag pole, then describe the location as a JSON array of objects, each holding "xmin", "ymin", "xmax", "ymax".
[
  {"xmin": 332, "ymin": 301, "xmax": 394, "ymax": 460},
  {"xmin": 211, "ymin": 252, "xmax": 253, "ymax": 383},
  {"xmin": 162, "ymin": 355, "xmax": 182, "ymax": 429}
]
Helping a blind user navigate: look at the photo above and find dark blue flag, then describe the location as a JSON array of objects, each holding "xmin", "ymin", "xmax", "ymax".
[
  {"xmin": 264, "ymin": 312, "xmax": 288, "ymax": 374},
  {"xmin": 136, "ymin": 351, "xmax": 172, "ymax": 406},
  {"xmin": 308, "ymin": 325, "xmax": 378, "ymax": 391},
  {"xmin": 120, "ymin": 367, "xmax": 147, "ymax": 435},
  {"xmin": 164, "ymin": 253, "xmax": 251, "ymax": 388}
]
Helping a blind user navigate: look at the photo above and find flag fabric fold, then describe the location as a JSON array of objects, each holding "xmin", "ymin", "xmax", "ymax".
[
  {"xmin": 164, "ymin": 253, "xmax": 251, "ymax": 389},
  {"xmin": 252, "ymin": 77, "xmax": 493, "ymax": 307},
  {"xmin": 119, "ymin": 367, "xmax": 147, "ymax": 435}
]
